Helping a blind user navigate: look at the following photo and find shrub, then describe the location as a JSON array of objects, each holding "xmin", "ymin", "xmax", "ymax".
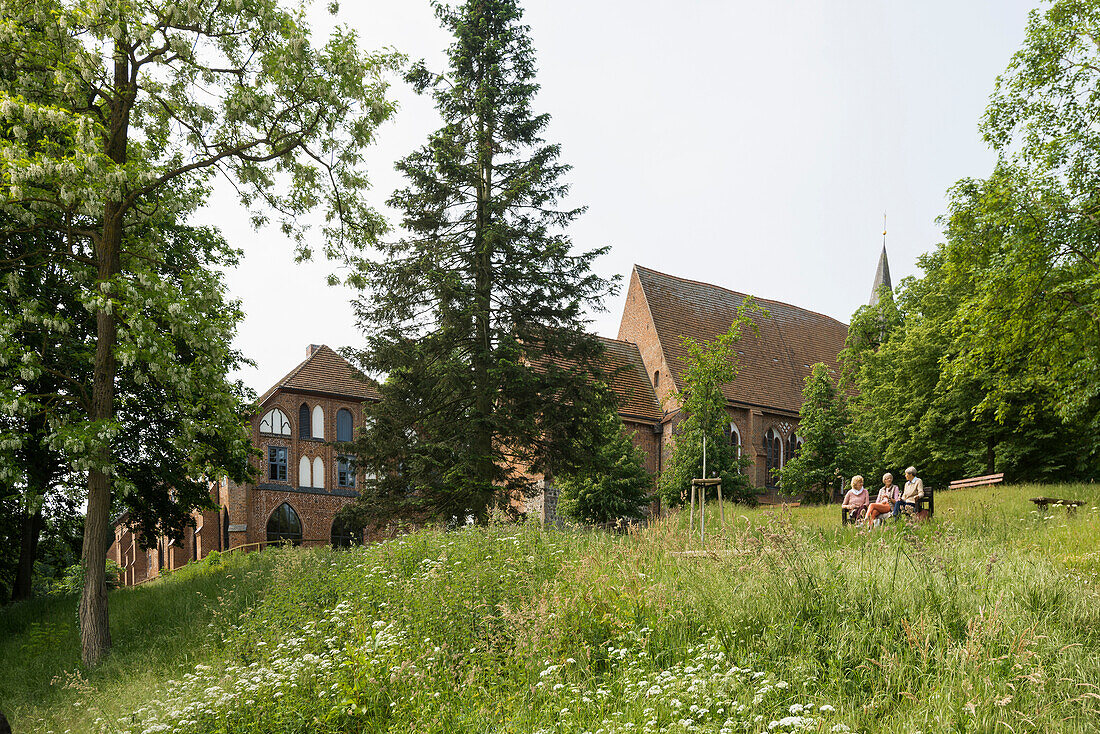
[{"xmin": 50, "ymin": 559, "xmax": 123, "ymax": 596}]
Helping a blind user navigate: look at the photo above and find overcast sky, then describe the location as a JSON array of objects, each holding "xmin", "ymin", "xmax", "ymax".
[{"xmin": 198, "ymin": 0, "xmax": 1040, "ymax": 394}]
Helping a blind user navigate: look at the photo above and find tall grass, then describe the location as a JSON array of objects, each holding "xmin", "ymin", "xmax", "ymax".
[{"xmin": 1, "ymin": 483, "xmax": 1099, "ymax": 733}]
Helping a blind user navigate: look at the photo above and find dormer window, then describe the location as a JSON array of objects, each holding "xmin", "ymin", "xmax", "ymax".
[{"xmin": 260, "ymin": 408, "xmax": 291, "ymax": 436}]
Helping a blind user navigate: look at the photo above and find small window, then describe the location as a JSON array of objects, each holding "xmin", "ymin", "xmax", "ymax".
[
  {"xmin": 299, "ymin": 403, "xmax": 311, "ymax": 439},
  {"xmin": 260, "ymin": 408, "xmax": 291, "ymax": 436},
  {"xmin": 268, "ymin": 446, "xmax": 288, "ymax": 482},
  {"xmin": 266, "ymin": 502, "xmax": 302, "ymax": 546},
  {"xmin": 653, "ymin": 370, "xmax": 660, "ymax": 387},
  {"xmin": 336, "ymin": 408, "xmax": 354, "ymax": 443},
  {"xmin": 338, "ymin": 455, "xmax": 356, "ymax": 488}
]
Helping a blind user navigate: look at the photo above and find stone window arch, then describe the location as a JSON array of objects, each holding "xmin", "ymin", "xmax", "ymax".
[
  {"xmin": 260, "ymin": 408, "xmax": 291, "ymax": 436},
  {"xmin": 764, "ymin": 427, "xmax": 783, "ymax": 488},
  {"xmin": 266, "ymin": 502, "xmax": 302, "ymax": 546},
  {"xmin": 330, "ymin": 516, "xmax": 363, "ymax": 548},
  {"xmin": 786, "ymin": 433, "xmax": 804, "ymax": 463}
]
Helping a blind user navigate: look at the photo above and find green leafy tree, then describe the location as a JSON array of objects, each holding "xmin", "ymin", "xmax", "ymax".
[
  {"xmin": 1, "ymin": 204, "xmax": 256, "ymax": 602},
  {"xmin": 778, "ymin": 363, "xmax": 869, "ymax": 503},
  {"xmin": 973, "ymin": 0, "xmax": 1100, "ymax": 423},
  {"xmin": 0, "ymin": 0, "xmax": 395, "ymax": 663},
  {"xmin": 349, "ymin": 0, "xmax": 617, "ymax": 523},
  {"xmin": 659, "ymin": 312, "xmax": 757, "ymax": 507},
  {"xmin": 556, "ymin": 407, "xmax": 653, "ymax": 524}
]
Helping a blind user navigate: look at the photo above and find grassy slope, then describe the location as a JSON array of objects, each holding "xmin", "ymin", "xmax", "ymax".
[{"xmin": 2, "ymin": 483, "xmax": 1099, "ymax": 734}]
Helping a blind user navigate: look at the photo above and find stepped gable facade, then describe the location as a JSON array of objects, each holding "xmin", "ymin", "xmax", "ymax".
[
  {"xmin": 110, "ymin": 344, "xmax": 381, "ymax": 586},
  {"xmin": 617, "ymin": 265, "xmax": 849, "ymax": 493}
]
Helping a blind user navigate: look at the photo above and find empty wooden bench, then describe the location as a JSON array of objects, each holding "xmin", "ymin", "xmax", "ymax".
[{"xmin": 948, "ymin": 473, "xmax": 1004, "ymax": 491}]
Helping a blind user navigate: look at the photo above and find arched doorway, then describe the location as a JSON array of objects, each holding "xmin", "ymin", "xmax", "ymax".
[{"xmin": 330, "ymin": 516, "xmax": 364, "ymax": 548}]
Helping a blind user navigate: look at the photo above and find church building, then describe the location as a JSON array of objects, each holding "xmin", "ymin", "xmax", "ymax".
[{"xmin": 111, "ymin": 256, "xmax": 886, "ymax": 583}]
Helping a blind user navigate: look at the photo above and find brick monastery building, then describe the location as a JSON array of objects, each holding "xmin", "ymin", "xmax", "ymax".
[{"xmin": 111, "ymin": 260, "xmax": 873, "ymax": 584}]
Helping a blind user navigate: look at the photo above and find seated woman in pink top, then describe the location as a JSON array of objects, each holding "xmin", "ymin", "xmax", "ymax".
[
  {"xmin": 842, "ymin": 475, "xmax": 869, "ymax": 523},
  {"xmin": 866, "ymin": 473, "xmax": 898, "ymax": 528}
]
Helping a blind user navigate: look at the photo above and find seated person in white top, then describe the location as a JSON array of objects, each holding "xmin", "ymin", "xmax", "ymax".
[{"xmin": 891, "ymin": 466, "xmax": 924, "ymax": 516}]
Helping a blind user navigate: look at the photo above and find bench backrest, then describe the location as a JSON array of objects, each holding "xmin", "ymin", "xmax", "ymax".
[{"xmin": 948, "ymin": 473, "xmax": 1004, "ymax": 490}]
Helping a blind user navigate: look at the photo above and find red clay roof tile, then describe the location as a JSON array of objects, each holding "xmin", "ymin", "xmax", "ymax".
[{"xmin": 633, "ymin": 265, "xmax": 847, "ymax": 415}]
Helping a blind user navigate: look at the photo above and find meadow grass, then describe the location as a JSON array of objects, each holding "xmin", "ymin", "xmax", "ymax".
[{"xmin": 1, "ymin": 483, "xmax": 1099, "ymax": 733}]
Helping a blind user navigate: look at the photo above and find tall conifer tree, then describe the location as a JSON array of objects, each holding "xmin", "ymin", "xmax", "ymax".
[{"xmin": 350, "ymin": 0, "xmax": 616, "ymax": 522}]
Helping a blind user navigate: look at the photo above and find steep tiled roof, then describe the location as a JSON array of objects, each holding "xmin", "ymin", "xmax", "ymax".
[
  {"xmin": 597, "ymin": 336, "xmax": 662, "ymax": 422},
  {"xmin": 633, "ymin": 265, "xmax": 848, "ymax": 414},
  {"xmin": 258, "ymin": 345, "xmax": 381, "ymax": 406}
]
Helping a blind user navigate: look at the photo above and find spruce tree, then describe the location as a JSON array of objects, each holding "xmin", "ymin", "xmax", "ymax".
[{"xmin": 350, "ymin": 0, "xmax": 617, "ymax": 522}]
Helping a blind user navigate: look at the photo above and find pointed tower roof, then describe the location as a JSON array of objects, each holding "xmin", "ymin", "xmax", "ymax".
[{"xmin": 869, "ymin": 245, "xmax": 892, "ymax": 306}]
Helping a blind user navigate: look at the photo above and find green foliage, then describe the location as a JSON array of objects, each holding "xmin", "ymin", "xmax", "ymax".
[
  {"xmin": 349, "ymin": 0, "xmax": 617, "ymax": 523},
  {"xmin": 50, "ymin": 560, "xmax": 122, "ymax": 597},
  {"xmin": 778, "ymin": 363, "xmax": 870, "ymax": 503},
  {"xmin": 839, "ymin": 1, "xmax": 1100, "ymax": 485},
  {"xmin": 4, "ymin": 485, "xmax": 1100, "ymax": 733},
  {"xmin": 556, "ymin": 408, "xmax": 653, "ymax": 524},
  {"xmin": 660, "ymin": 311, "xmax": 757, "ymax": 506}
]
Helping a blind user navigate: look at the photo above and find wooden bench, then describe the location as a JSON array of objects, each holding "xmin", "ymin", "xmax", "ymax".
[
  {"xmin": 948, "ymin": 473, "xmax": 1004, "ymax": 491},
  {"xmin": 1030, "ymin": 496, "xmax": 1087, "ymax": 516},
  {"xmin": 841, "ymin": 486, "xmax": 934, "ymax": 525}
]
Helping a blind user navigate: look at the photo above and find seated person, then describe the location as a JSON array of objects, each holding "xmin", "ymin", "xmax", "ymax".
[
  {"xmin": 842, "ymin": 475, "xmax": 869, "ymax": 523},
  {"xmin": 866, "ymin": 473, "xmax": 898, "ymax": 528},
  {"xmin": 891, "ymin": 466, "xmax": 924, "ymax": 516}
]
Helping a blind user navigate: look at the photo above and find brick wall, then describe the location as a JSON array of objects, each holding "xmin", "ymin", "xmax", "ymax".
[{"xmin": 617, "ymin": 269, "xmax": 678, "ymax": 412}]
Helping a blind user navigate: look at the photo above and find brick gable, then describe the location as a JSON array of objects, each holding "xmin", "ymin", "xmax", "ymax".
[{"xmin": 626, "ymin": 265, "xmax": 848, "ymax": 415}]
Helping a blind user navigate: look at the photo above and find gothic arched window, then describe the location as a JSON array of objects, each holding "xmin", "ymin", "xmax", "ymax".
[
  {"xmin": 299, "ymin": 403, "xmax": 311, "ymax": 439},
  {"xmin": 312, "ymin": 405, "xmax": 325, "ymax": 439},
  {"xmin": 786, "ymin": 434, "xmax": 803, "ymax": 463},
  {"xmin": 764, "ymin": 428, "xmax": 782, "ymax": 488},
  {"xmin": 336, "ymin": 408, "xmax": 353, "ymax": 443},
  {"xmin": 330, "ymin": 516, "xmax": 363, "ymax": 548},
  {"xmin": 222, "ymin": 508, "xmax": 230, "ymax": 551},
  {"xmin": 266, "ymin": 502, "xmax": 302, "ymax": 546},
  {"xmin": 260, "ymin": 408, "xmax": 291, "ymax": 436}
]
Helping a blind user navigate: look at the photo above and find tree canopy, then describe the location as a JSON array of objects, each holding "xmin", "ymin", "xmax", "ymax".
[
  {"xmin": 0, "ymin": 0, "xmax": 395, "ymax": 664},
  {"xmin": 348, "ymin": 0, "xmax": 617, "ymax": 523}
]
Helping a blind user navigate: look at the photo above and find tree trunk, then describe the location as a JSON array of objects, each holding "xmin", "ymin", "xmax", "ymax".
[
  {"xmin": 12, "ymin": 507, "xmax": 43, "ymax": 602},
  {"xmin": 79, "ymin": 43, "xmax": 131, "ymax": 667},
  {"xmin": 470, "ymin": 48, "xmax": 495, "ymax": 520},
  {"xmin": 985, "ymin": 435, "xmax": 996, "ymax": 476}
]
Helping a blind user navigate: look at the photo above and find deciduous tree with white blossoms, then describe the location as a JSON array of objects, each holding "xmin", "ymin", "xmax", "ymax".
[{"xmin": 0, "ymin": 0, "xmax": 397, "ymax": 665}]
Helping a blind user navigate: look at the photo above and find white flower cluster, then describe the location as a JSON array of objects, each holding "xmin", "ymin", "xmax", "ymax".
[{"xmin": 533, "ymin": 628, "xmax": 852, "ymax": 734}]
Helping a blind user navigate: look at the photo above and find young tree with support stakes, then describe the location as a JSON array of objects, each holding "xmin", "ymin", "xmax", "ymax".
[
  {"xmin": 0, "ymin": 0, "xmax": 396, "ymax": 665},
  {"xmin": 348, "ymin": 0, "xmax": 617, "ymax": 524},
  {"xmin": 659, "ymin": 308, "xmax": 758, "ymax": 508}
]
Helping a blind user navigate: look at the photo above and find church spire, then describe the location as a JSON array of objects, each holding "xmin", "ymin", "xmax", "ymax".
[{"xmin": 869, "ymin": 214, "xmax": 892, "ymax": 306}]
